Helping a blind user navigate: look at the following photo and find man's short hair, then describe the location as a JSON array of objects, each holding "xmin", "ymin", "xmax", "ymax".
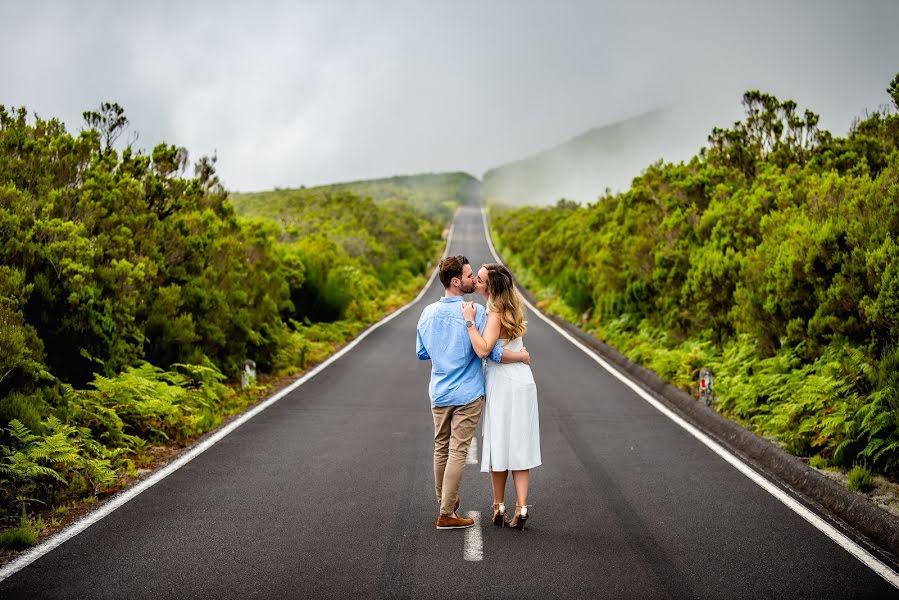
[{"xmin": 438, "ymin": 255, "xmax": 469, "ymax": 288}]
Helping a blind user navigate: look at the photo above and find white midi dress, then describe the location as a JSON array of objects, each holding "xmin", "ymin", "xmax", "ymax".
[{"xmin": 481, "ymin": 337, "xmax": 542, "ymax": 472}]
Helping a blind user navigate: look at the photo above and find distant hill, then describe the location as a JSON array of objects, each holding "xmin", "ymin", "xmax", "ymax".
[
  {"xmin": 483, "ymin": 108, "xmax": 707, "ymax": 205},
  {"xmin": 228, "ymin": 172, "xmax": 476, "ymax": 224}
]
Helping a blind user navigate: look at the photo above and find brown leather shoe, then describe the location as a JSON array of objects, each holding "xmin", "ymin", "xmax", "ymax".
[{"xmin": 435, "ymin": 512, "xmax": 475, "ymax": 529}]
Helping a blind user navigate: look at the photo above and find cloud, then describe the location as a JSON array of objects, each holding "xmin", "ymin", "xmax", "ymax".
[{"xmin": 2, "ymin": 0, "xmax": 897, "ymax": 192}]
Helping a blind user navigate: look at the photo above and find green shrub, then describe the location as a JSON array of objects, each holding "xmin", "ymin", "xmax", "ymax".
[
  {"xmin": 0, "ymin": 511, "xmax": 41, "ymax": 549},
  {"xmin": 559, "ymin": 267, "xmax": 594, "ymax": 315},
  {"xmin": 847, "ymin": 465, "xmax": 876, "ymax": 493},
  {"xmin": 809, "ymin": 455, "xmax": 830, "ymax": 469},
  {"xmin": 0, "ymin": 391, "xmax": 48, "ymax": 432}
]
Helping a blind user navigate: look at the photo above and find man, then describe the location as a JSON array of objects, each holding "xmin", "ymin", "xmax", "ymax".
[{"xmin": 416, "ymin": 255, "xmax": 528, "ymax": 529}]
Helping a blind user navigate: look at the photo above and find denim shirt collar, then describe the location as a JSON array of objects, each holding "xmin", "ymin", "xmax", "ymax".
[{"xmin": 439, "ymin": 295, "xmax": 464, "ymax": 303}]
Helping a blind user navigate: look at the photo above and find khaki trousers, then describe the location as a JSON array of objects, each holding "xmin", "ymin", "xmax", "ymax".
[{"xmin": 431, "ymin": 397, "xmax": 484, "ymax": 515}]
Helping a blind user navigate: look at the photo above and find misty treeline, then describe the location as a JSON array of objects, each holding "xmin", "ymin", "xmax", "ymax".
[
  {"xmin": 0, "ymin": 103, "xmax": 453, "ymax": 538},
  {"xmin": 491, "ymin": 73, "xmax": 899, "ymax": 478}
]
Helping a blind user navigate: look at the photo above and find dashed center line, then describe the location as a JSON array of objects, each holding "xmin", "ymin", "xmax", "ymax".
[
  {"xmin": 463, "ymin": 511, "xmax": 483, "ymax": 561},
  {"xmin": 467, "ymin": 436, "xmax": 479, "ymax": 465}
]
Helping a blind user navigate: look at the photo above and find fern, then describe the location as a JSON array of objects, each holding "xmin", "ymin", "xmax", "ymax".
[{"xmin": 0, "ymin": 449, "xmax": 66, "ymax": 484}]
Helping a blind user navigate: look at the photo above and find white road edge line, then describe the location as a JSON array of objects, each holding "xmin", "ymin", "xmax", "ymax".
[
  {"xmin": 464, "ymin": 511, "xmax": 483, "ymax": 561},
  {"xmin": 0, "ymin": 216, "xmax": 460, "ymax": 584},
  {"xmin": 467, "ymin": 436, "xmax": 479, "ymax": 465},
  {"xmin": 480, "ymin": 205, "xmax": 899, "ymax": 589}
]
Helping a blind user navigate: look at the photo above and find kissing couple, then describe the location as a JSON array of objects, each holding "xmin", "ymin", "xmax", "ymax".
[{"xmin": 416, "ymin": 255, "xmax": 542, "ymax": 530}]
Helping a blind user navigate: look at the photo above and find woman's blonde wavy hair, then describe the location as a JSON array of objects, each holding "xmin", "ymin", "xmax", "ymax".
[{"xmin": 482, "ymin": 263, "xmax": 526, "ymax": 339}]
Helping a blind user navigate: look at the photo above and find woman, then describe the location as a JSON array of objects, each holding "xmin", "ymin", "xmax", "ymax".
[{"xmin": 462, "ymin": 263, "xmax": 541, "ymax": 530}]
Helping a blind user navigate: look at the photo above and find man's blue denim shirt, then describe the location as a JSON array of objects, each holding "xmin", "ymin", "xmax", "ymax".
[{"xmin": 416, "ymin": 295, "xmax": 503, "ymax": 407}]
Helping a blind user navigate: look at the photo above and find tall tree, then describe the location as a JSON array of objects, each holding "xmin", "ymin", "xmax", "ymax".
[
  {"xmin": 82, "ymin": 102, "xmax": 131, "ymax": 155},
  {"xmin": 888, "ymin": 72, "xmax": 899, "ymax": 111}
]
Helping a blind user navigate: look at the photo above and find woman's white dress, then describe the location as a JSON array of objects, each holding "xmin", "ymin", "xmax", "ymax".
[{"xmin": 481, "ymin": 337, "xmax": 542, "ymax": 472}]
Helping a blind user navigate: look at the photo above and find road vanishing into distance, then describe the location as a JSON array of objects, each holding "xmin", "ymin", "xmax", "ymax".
[{"xmin": 1, "ymin": 188, "xmax": 897, "ymax": 599}]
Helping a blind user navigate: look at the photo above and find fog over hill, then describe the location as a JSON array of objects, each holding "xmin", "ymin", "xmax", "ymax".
[{"xmin": 483, "ymin": 107, "xmax": 713, "ymax": 206}]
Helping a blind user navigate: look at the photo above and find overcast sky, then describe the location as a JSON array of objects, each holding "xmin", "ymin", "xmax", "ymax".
[{"xmin": 3, "ymin": 0, "xmax": 898, "ymax": 192}]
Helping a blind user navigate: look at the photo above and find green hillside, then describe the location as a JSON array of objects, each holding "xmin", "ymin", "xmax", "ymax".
[{"xmin": 229, "ymin": 172, "xmax": 476, "ymax": 225}]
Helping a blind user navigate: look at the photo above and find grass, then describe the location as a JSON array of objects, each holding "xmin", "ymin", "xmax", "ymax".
[
  {"xmin": 809, "ymin": 455, "xmax": 831, "ymax": 469},
  {"xmin": 0, "ymin": 511, "xmax": 43, "ymax": 550},
  {"xmin": 848, "ymin": 466, "xmax": 876, "ymax": 493}
]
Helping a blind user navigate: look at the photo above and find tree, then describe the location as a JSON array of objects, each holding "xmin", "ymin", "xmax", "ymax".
[
  {"xmin": 707, "ymin": 90, "xmax": 826, "ymax": 178},
  {"xmin": 888, "ymin": 73, "xmax": 899, "ymax": 111},
  {"xmin": 82, "ymin": 102, "xmax": 132, "ymax": 155}
]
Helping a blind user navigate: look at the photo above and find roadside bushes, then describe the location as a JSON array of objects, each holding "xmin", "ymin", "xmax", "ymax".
[
  {"xmin": 0, "ymin": 103, "xmax": 451, "ymax": 526},
  {"xmin": 0, "ymin": 361, "xmax": 231, "ymax": 514},
  {"xmin": 490, "ymin": 74, "xmax": 899, "ymax": 478}
]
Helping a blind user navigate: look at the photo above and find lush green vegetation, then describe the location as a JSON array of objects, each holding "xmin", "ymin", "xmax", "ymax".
[
  {"xmin": 234, "ymin": 172, "xmax": 473, "ymax": 224},
  {"xmin": 490, "ymin": 73, "xmax": 899, "ymax": 480},
  {"xmin": 0, "ymin": 103, "xmax": 460, "ymax": 543},
  {"xmin": 228, "ymin": 173, "xmax": 475, "ymax": 322},
  {"xmin": 848, "ymin": 465, "xmax": 876, "ymax": 493}
]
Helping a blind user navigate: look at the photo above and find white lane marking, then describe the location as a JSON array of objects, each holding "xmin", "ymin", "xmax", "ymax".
[
  {"xmin": 0, "ymin": 215, "xmax": 461, "ymax": 584},
  {"xmin": 467, "ymin": 436, "xmax": 479, "ymax": 465},
  {"xmin": 480, "ymin": 206, "xmax": 899, "ymax": 588},
  {"xmin": 464, "ymin": 511, "xmax": 483, "ymax": 561}
]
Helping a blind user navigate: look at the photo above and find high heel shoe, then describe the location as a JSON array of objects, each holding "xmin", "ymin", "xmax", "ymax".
[
  {"xmin": 492, "ymin": 502, "xmax": 506, "ymax": 527},
  {"xmin": 508, "ymin": 504, "xmax": 529, "ymax": 530}
]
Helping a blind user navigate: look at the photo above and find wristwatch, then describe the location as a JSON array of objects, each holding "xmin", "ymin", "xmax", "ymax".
[{"xmin": 465, "ymin": 319, "xmax": 475, "ymax": 329}]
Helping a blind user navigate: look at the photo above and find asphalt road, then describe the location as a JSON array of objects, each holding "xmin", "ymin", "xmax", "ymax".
[{"xmin": 2, "ymin": 189, "xmax": 897, "ymax": 599}]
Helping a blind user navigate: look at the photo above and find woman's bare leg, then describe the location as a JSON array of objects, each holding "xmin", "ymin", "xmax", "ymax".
[
  {"xmin": 491, "ymin": 470, "xmax": 508, "ymax": 504},
  {"xmin": 510, "ymin": 469, "xmax": 530, "ymax": 523},
  {"xmin": 491, "ymin": 469, "xmax": 509, "ymax": 523}
]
